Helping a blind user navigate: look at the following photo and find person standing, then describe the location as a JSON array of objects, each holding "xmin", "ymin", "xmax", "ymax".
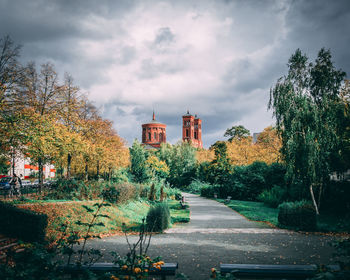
[{"xmin": 9, "ymin": 173, "xmax": 22, "ymax": 197}]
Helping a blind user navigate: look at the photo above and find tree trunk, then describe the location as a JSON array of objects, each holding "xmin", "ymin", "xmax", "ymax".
[
  {"xmin": 38, "ymin": 157, "xmax": 43, "ymax": 193},
  {"xmin": 11, "ymin": 148, "xmax": 15, "ymax": 176},
  {"xmin": 310, "ymin": 184, "xmax": 320, "ymax": 215},
  {"xmin": 67, "ymin": 153, "xmax": 71, "ymax": 179},
  {"xmin": 108, "ymin": 167, "xmax": 112, "ymax": 181},
  {"xmin": 317, "ymin": 182, "xmax": 323, "ymax": 212},
  {"xmin": 85, "ymin": 161, "xmax": 88, "ymax": 181},
  {"xmin": 96, "ymin": 160, "xmax": 99, "ymax": 179}
]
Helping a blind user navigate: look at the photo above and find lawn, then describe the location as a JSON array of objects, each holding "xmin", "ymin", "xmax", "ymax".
[
  {"xmin": 217, "ymin": 199, "xmax": 279, "ymax": 227},
  {"xmin": 168, "ymin": 199, "xmax": 190, "ymax": 224},
  {"xmin": 14, "ymin": 198, "xmax": 190, "ymax": 244},
  {"xmin": 217, "ymin": 199, "xmax": 350, "ymax": 233}
]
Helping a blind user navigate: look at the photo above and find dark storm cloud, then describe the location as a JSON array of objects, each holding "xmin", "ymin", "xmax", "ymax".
[
  {"xmin": 284, "ymin": 0, "xmax": 350, "ymax": 76},
  {"xmin": 1, "ymin": 0, "xmax": 350, "ymax": 147}
]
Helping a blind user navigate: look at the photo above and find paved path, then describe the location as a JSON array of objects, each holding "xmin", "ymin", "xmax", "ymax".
[{"xmin": 86, "ymin": 193, "xmax": 338, "ymax": 279}]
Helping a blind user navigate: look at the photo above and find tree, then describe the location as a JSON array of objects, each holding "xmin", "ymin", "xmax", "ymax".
[
  {"xmin": 207, "ymin": 141, "xmax": 232, "ymax": 185},
  {"xmin": 269, "ymin": 48, "xmax": 346, "ymax": 214},
  {"xmin": 224, "ymin": 125, "xmax": 250, "ymax": 142},
  {"xmin": 157, "ymin": 142, "xmax": 196, "ymax": 188},
  {"xmin": 145, "ymin": 155, "xmax": 169, "ymax": 181},
  {"xmin": 255, "ymin": 126, "xmax": 282, "ymax": 164},
  {"xmin": 129, "ymin": 140, "xmax": 149, "ymax": 183},
  {"xmin": 0, "ymin": 35, "xmax": 23, "ymax": 103},
  {"xmin": 195, "ymin": 148, "xmax": 215, "ymax": 163}
]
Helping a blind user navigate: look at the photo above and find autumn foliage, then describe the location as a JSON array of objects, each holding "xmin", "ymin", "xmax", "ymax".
[
  {"xmin": 226, "ymin": 126, "xmax": 282, "ymax": 165},
  {"xmin": 0, "ymin": 37, "xmax": 129, "ymax": 180}
]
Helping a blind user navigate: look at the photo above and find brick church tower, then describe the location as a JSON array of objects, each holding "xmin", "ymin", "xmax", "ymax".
[
  {"xmin": 142, "ymin": 112, "xmax": 166, "ymax": 148},
  {"xmin": 182, "ymin": 110, "xmax": 202, "ymax": 148}
]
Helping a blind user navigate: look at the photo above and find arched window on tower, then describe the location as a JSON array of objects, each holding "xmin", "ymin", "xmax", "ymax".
[
  {"xmin": 159, "ymin": 133, "xmax": 163, "ymax": 142},
  {"xmin": 154, "ymin": 132, "xmax": 157, "ymax": 141},
  {"xmin": 194, "ymin": 131, "xmax": 197, "ymax": 139},
  {"xmin": 186, "ymin": 129, "xmax": 189, "ymax": 137},
  {"xmin": 148, "ymin": 132, "xmax": 151, "ymax": 141}
]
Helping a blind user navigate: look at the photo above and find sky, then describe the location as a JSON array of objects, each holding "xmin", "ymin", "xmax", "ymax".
[{"xmin": 1, "ymin": 0, "xmax": 350, "ymax": 147}]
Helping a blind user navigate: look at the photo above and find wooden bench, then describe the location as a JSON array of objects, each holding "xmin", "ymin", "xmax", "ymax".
[
  {"xmin": 220, "ymin": 263, "xmax": 340, "ymax": 279},
  {"xmin": 61, "ymin": 262, "xmax": 178, "ymax": 280},
  {"xmin": 225, "ymin": 196, "xmax": 232, "ymax": 203}
]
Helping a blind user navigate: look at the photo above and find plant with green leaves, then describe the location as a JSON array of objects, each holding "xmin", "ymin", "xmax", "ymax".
[
  {"xmin": 129, "ymin": 140, "xmax": 150, "ymax": 183},
  {"xmin": 146, "ymin": 202, "xmax": 170, "ymax": 232},
  {"xmin": 224, "ymin": 125, "xmax": 250, "ymax": 142},
  {"xmin": 269, "ymin": 48, "xmax": 347, "ymax": 214},
  {"xmin": 157, "ymin": 142, "xmax": 196, "ymax": 189}
]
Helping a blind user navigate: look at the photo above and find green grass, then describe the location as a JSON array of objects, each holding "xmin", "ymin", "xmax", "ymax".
[
  {"xmin": 317, "ymin": 213, "xmax": 350, "ymax": 233},
  {"xmin": 218, "ymin": 199, "xmax": 279, "ymax": 226},
  {"xmin": 15, "ymin": 198, "xmax": 190, "ymax": 243},
  {"xmin": 216, "ymin": 198, "xmax": 350, "ymax": 233},
  {"xmin": 167, "ymin": 199, "xmax": 190, "ymax": 224}
]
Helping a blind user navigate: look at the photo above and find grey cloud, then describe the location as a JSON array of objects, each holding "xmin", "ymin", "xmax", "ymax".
[
  {"xmin": 2, "ymin": 0, "xmax": 349, "ymax": 148},
  {"xmin": 154, "ymin": 27, "xmax": 175, "ymax": 46},
  {"xmin": 138, "ymin": 58, "xmax": 184, "ymax": 79}
]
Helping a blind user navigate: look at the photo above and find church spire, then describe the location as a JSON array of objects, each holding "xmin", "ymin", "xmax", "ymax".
[{"xmin": 152, "ymin": 110, "xmax": 155, "ymax": 121}]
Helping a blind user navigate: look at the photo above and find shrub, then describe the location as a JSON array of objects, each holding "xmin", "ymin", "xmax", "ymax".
[
  {"xmin": 258, "ymin": 185, "xmax": 288, "ymax": 208},
  {"xmin": 146, "ymin": 203, "xmax": 170, "ymax": 232},
  {"xmin": 101, "ymin": 185, "xmax": 120, "ymax": 203},
  {"xmin": 200, "ymin": 183, "xmax": 222, "ymax": 198},
  {"xmin": 114, "ymin": 182, "xmax": 139, "ymax": 204},
  {"xmin": 148, "ymin": 183, "xmax": 156, "ymax": 201},
  {"xmin": 112, "ymin": 167, "xmax": 131, "ymax": 183},
  {"xmin": 322, "ymin": 181, "xmax": 350, "ymax": 215},
  {"xmin": 0, "ymin": 201, "xmax": 48, "ymax": 243},
  {"xmin": 184, "ymin": 179, "xmax": 209, "ymax": 194},
  {"xmin": 278, "ymin": 200, "xmax": 317, "ymax": 231}
]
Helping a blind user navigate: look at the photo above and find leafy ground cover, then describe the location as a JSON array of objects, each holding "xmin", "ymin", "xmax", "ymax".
[
  {"xmin": 16, "ymin": 198, "xmax": 190, "ymax": 244},
  {"xmin": 168, "ymin": 199, "xmax": 190, "ymax": 223},
  {"xmin": 218, "ymin": 199, "xmax": 350, "ymax": 233}
]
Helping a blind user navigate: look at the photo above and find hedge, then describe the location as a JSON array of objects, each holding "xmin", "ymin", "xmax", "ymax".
[
  {"xmin": 0, "ymin": 201, "xmax": 48, "ymax": 243},
  {"xmin": 278, "ymin": 200, "xmax": 316, "ymax": 231}
]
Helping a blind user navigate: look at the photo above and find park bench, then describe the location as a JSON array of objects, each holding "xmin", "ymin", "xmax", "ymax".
[
  {"xmin": 225, "ymin": 196, "xmax": 232, "ymax": 203},
  {"xmin": 0, "ymin": 235, "xmax": 21, "ymax": 262},
  {"xmin": 220, "ymin": 263, "xmax": 340, "ymax": 279},
  {"xmin": 180, "ymin": 196, "xmax": 187, "ymax": 209},
  {"xmin": 61, "ymin": 262, "xmax": 178, "ymax": 280}
]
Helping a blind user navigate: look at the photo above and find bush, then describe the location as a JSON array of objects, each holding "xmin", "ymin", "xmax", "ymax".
[
  {"xmin": 278, "ymin": 200, "xmax": 317, "ymax": 231},
  {"xmin": 146, "ymin": 203, "xmax": 170, "ymax": 232},
  {"xmin": 258, "ymin": 185, "xmax": 288, "ymax": 208},
  {"xmin": 101, "ymin": 185, "xmax": 120, "ymax": 203},
  {"xmin": 46, "ymin": 178, "xmax": 90, "ymax": 200},
  {"xmin": 112, "ymin": 167, "xmax": 131, "ymax": 183},
  {"xmin": 114, "ymin": 182, "xmax": 140, "ymax": 204},
  {"xmin": 322, "ymin": 181, "xmax": 350, "ymax": 215},
  {"xmin": 200, "ymin": 183, "xmax": 222, "ymax": 198},
  {"xmin": 184, "ymin": 180, "xmax": 209, "ymax": 194},
  {"xmin": 0, "ymin": 201, "xmax": 48, "ymax": 243}
]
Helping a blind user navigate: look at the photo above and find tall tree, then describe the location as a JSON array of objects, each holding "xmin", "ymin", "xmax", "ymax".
[
  {"xmin": 129, "ymin": 140, "xmax": 149, "ymax": 183},
  {"xmin": 224, "ymin": 125, "xmax": 250, "ymax": 142},
  {"xmin": 269, "ymin": 48, "xmax": 346, "ymax": 214},
  {"xmin": 0, "ymin": 35, "xmax": 23, "ymax": 103},
  {"xmin": 18, "ymin": 62, "xmax": 63, "ymax": 188}
]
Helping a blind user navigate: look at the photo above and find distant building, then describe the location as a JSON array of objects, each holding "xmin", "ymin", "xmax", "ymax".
[
  {"xmin": 182, "ymin": 110, "xmax": 203, "ymax": 148},
  {"xmin": 253, "ymin": 132, "xmax": 261, "ymax": 143},
  {"xmin": 7, "ymin": 154, "xmax": 55, "ymax": 179},
  {"xmin": 141, "ymin": 112, "xmax": 166, "ymax": 148}
]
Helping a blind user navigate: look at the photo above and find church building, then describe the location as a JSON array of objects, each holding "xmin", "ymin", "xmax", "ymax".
[
  {"xmin": 182, "ymin": 110, "xmax": 203, "ymax": 148},
  {"xmin": 141, "ymin": 112, "xmax": 166, "ymax": 148},
  {"xmin": 141, "ymin": 110, "xmax": 202, "ymax": 149}
]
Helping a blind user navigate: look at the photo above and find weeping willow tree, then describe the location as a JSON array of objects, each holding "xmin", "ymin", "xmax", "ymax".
[{"xmin": 269, "ymin": 48, "xmax": 346, "ymax": 214}]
